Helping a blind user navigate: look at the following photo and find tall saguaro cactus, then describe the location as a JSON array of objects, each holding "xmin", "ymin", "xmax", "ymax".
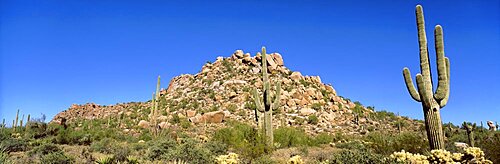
[
  {"xmin": 14, "ymin": 109, "xmax": 19, "ymax": 131},
  {"xmin": 150, "ymin": 75, "xmax": 161, "ymax": 136},
  {"xmin": 402, "ymin": 5, "xmax": 450, "ymax": 150},
  {"xmin": 252, "ymin": 47, "xmax": 281, "ymax": 148},
  {"xmin": 462, "ymin": 122, "xmax": 476, "ymax": 147}
]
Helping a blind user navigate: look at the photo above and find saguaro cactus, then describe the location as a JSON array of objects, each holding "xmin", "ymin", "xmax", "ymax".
[
  {"xmin": 150, "ymin": 76, "xmax": 161, "ymax": 136},
  {"xmin": 402, "ymin": 5, "xmax": 450, "ymax": 150},
  {"xmin": 252, "ymin": 46, "xmax": 281, "ymax": 148},
  {"xmin": 462, "ymin": 122, "xmax": 476, "ymax": 147},
  {"xmin": 14, "ymin": 109, "xmax": 19, "ymax": 131}
]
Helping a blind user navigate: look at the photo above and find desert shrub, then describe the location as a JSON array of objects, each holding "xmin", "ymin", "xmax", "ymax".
[
  {"xmin": 274, "ymin": 127, "xmax": 310, "ymax": 148},
  {"xmin": 308, "ymin": 115, "xmax": 319, "ymax": 125},
  {"xmin": 226, "ymin": 104, "xmax": 238, "ymax": 113},
  {"xmin": 112, "ymin": 145, "xmax": 131, "ymax": 163},
  {"xmin": 24, "ymin": 121, "xmax": 47, "ymax": 139},
  {"xmin": 40, "ymin": 152, "xmax": 74, "ymax": 164},
  {"xmin": 311, "ymin": 133, "xmax": 334, "ymax": 145},
  {"xmin": 311, "ymin": 103, "xmax": 322, "ymax": 111},
  {"xmin": 329, "ymin": 149, "xmax": 399, "ymax": 164},
  {"xmin": 164, "ymin": 139, "xmax": 214, "ymax": 163},
  {"xmin": 171, "ymin": 114, "xmax": 181, "ymax": 124},
  {"xmin": 90, "ymin": 138, "xmax": 118, "ymax": 154},
  {"xmin": 0, "ymin": 152, "xmax": 10, "ymax": 163},
  {"xmin": 28, "ymin": 143, "xmax": 61, "ymax": 157},
  {"xmin": 180, "ymin": 118, "xmax": 192, "ymax": 129},
  {"xmin": 251, "ymin": 155, "xmax": 277, "ymax": 164},
  {"xmin": 204, "ymin": 140, "xmax": 228, "ymax": 156},
  {"xmin": 244, "ymin": 101, "xmax": 256, "ymax": 111},
  {"xmin": 0, "ymin": 138, "xmax": 28, "ymax": 153},
  {"xmin": 335, "ymin": 140, "xmax": 367, "ymax": 151},
  {"xmin": 363, "ymin": 131, "xmax": 427, "ymax": 155},
  {"xmin": 146, "ymin": 137, "xmax": 177, "ymax": 160},
  {"xmin": 212, "ymin": 122, "xmax": 267, "ymax": 159},
  {"xmin": 372, "ymin": 110, "xmax": 397, "ymax": 121},
  {"xmin": 479, "ymin": 132, "xmax": 500, "ymax": 163}
]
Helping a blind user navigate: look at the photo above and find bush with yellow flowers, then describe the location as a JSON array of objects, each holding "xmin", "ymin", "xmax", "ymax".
[
  {"xmin": 390, "ymin": 147, "xmax": 492, "ymax": 164},
  {"xmin": 215, "ymin": 153, "xmax": 239, "ymax": 164},
  {"xmin": 287, "ymin": 155, "xmax": 304, "ymax": 164}
]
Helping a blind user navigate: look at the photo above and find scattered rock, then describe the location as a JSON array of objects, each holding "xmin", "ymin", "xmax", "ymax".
[
  {"xmin": 300, "ymin": 108, "xmax": 317, "ymax": 116},
  {"xmin": 138, "ymin": 120, "xmax": 149, "ymax": 129}
]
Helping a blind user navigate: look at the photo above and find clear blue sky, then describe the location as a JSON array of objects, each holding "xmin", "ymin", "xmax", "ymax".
[{"xmin": 1, "ymin": 0, "xmax": 499, "ymax": 126}]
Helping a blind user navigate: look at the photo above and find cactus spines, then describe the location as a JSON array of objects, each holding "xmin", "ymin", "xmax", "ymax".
[
  {"xmin": 402, "ymin": 5, "xmax": 450, "ymax": 150},
  {"xmin": 462, "ymin": 122, "xmax": 476, "ymax": 147},
  {"xmin": 252, "ymin": 46, "xmax": 281, "ymax": 148}
]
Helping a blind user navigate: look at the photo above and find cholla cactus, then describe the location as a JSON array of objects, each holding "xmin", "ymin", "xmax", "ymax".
[
  {"xmin": 402, "ymin": 4, "xmax": 450, "ymax": 150},
  {"xmin": 215, "ymin": 153, "xmax": 239, "ymax": 164},
  {"xmin": 391, "ymin": 147, "xmax": 492, "ymax": 164},
  {"xmin": 252, "ymin": 47, "xmax": 281, "ymax": 148},
  {"xmin": 287, "ymin": 155, "xmax": 304, "ymax": 164},
  {"xmin": 390, "ymin": 150, "xmax": 429, "ymax": 164}
]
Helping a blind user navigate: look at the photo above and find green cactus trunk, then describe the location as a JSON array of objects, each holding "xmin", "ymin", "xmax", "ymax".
[
  {"xmin": 151, "ymin": 76, "xmax": 161, "ymax": 137},
  {"xmin": 14, "ymin": 109, "xmax": 19, "ymax": 131},
  {"xmin": 463, "ymin": 122, "xmax": 475, "ymax": 147},
  {"xmin": 402, "ymin": 5, "xmax": 450, "ymax": 150},
  {"xmin": 253, "ymin": 47, "xmax": 281, "ymax": 148}
]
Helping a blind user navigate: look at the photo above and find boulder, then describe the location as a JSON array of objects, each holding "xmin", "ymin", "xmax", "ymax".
[
  {"xmin": 290, "ymin": 72, "xmax": 302, "ymax": 81},
  {"xmin": 186, "ymin": 110, "xmax": 197, "ymax": 118},
  {"xmin": 159, "ymin": 122, "xmax": 169, "ymax": 129},
  {"xmin": 189, "ymin": 111, "xmax": 226, "ymax": 124},
  {"xmin": 300, "ymin": 108, "xmax": 317, "ymax": 116},
  {"xmin": 272, "ymin": 53, "xmax": 284, "ymax": 66},
  {"xmin": 233, "ymin": 50, "xmax": 244, "ymax": 58},
  {"xmin": 487, "ymin": 121, "xmax": 497, "ymax": 131},
  {"xmin": 266, "ymin": 54, "xmax": 278, "ymax": 71},
  {"xmin": 138, "ymin": 120, "xmax": 149, "ymax": 129}
]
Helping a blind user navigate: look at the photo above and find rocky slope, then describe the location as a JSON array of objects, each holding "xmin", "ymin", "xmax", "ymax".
[{"xmin": 52, "ymin": 49, "xmax": 422, "ymax": 136}]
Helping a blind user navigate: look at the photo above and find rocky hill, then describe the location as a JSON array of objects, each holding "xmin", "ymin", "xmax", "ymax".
[{"xmin": 51, "ymin": 49, "xmax": 423, "ymax": 137}]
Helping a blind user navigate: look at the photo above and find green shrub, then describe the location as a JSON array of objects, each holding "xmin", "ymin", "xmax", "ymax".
[
  {"xmin": 308, "ymin": 115, "xmax": 319, "ymax": 125},
  {"xmin": 311, "ymin": 133, "xmax": 334, "ymax": 145},
  {"xmin": 171, "ymin": 114, "xmax": 181, "ymax": 124},
  {"xmin": 0, "ymin": 152, "xmax": 10, "ymax": 163},
  {"xmin": 204, "ymin": 141, "xmax": 228, "ymax": 156},
  {"xmin": 24, "ymin": 122, "xmax": 47, "ymax": 139},
  {"xmin": 311, "ymin": 103, "xmax": 322, "ymax": 111},
  {"xmin": 146, "ymin": 138, "xmax": 177, "ymax": 160},
  {"xmin": 274, "ymin": 127, "xmax": 310, "ymax": 148},
  {"xmin": 90, "ymin": 138, "xmax": 118, "ymax": 154},
  {"xmin": 40, "ymin": 152, "xmax": 74, "ymax": 164},
  {"xmin": 336, "ymin": 140, "xmax": 368, "ymax": 151},
  {"xmin": 180, "ymin": 118, "xmax": 192, "ymax": 129},
  {"xmin": 251, "ymin": 155, "xmax": 277, "ymax": 164},
  {"xmin": 329, "ymin": 150, "xmax": 399, "ymax": 164},
  {"xmin": 212, "ymin": 122, "xmax": 267, "ymax": 159},
  {"xmin": 112, "ymin": 145, "xmax": 131, "ymax": 163},
  {"xmin": 164, "ymin": 139, "xmax": 214, "ymax": 163},
  {"xmin": 28, "ymin": 143, "xmax": 61, "ymax": 157},
  {"xmin": 0, "ymin": 138, "xmax": 28, "ymax": 153},
  {"xmin": 363, "ymin": 132, "xmax": 428, "ymax": 155}
]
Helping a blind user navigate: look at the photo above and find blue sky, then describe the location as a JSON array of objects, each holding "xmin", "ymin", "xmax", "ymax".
[{"xmin": 1, "ymin": 0, "xmax": 499, "ymax": 126}]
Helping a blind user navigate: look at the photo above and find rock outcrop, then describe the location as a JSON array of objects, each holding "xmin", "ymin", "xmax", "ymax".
[{"xmin": 51, "ymin": 49, "xmax": 422, "ymax": 136}]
